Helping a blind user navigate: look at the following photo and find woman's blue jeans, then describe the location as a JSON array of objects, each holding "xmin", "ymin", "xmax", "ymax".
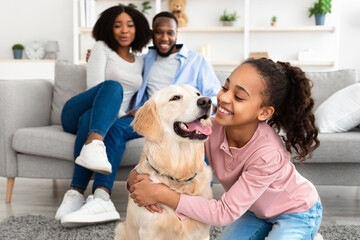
[
  {"xmin": 218, "ymin": 198, "xmax": 323, "ymax": 240},
  {"xmin": 61, "ymin": 80, "xmax": 141, "ymax": 193}
]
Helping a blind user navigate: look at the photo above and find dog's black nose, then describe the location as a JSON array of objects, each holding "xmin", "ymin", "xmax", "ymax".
[{"xmin": 197, "ymin": 97, "xmax": 212, "ymax": 110}]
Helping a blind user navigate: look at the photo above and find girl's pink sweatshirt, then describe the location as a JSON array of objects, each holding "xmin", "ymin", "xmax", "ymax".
[{"xmin": 175, "ymin": 119, "xmax": 318, "ymax": 226}]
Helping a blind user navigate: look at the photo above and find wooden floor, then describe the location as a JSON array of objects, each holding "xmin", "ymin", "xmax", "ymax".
[{"xmin": 1, "ymin": 177, "xmax": 360, "ymax": 226}]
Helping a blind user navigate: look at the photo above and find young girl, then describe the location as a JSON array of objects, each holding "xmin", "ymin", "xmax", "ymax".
[
  {"xmin": 129, "ymin": 58, "xmax": 322, "ymax": 239},
  {"xmin": 55, "ymin": 6, "xmax": 151, "ymax": 226}
]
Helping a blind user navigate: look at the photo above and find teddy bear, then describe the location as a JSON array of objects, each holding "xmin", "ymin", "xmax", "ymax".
[{"xmin": 169, "ymin": 0, "xmax": 188, "ymax": 28}]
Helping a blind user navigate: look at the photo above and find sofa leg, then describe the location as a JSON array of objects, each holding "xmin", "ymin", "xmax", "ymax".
[{"xmin": 6, "ymin": 177, "xmax": 15, "ymax": 203}]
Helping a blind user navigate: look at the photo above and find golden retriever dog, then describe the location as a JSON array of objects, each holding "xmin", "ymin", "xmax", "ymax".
[{"xmin": 114, "ymin": 85, "xmax": 213, "ymax": 240}]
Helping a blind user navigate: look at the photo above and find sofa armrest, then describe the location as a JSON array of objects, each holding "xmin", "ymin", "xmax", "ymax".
[{"xmin": 0, "ymin": 80, "xmax": 53, "ymax": 177}]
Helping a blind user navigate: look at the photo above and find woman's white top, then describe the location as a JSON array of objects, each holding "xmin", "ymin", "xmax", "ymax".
[{"xmin": 87, "ymin": 41, "xmax": 143, "ymax": 117}]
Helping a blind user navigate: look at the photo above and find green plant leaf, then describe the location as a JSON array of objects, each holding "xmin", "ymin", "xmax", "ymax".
[
  {"xmin": 12, "ymin": 44, "xmax": 24, "ymax": 50},
  {"xmin": 308, "ymin": 0, "xmax": 331, "ymax": 18}
]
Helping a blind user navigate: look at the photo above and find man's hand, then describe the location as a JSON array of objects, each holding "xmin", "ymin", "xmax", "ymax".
[
  {"xmin": 86, "ymin": 49, "xmax": 91, "ymax": 62},
  {"xmin": 120, "ymin": 109, "xmax": 138, "ymax": 118}
]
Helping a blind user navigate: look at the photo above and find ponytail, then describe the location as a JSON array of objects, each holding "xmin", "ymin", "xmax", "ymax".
[{"xmin": 243, "ymin": 58, "xmax": 320, "ymax": 162}]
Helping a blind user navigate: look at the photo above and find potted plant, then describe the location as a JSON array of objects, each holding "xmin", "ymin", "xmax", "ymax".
[
  {"xmin": 271, "ymin": 16, "xmax": 277, "ymax": 27},
  {"xmin": 12, "ymin": 44, "xmax": 24, "ymax": 59},
  {"xmin": 220, "ymin": 9, "xmax": 239, "ymax": 26},
  {"xmin": 119, "ymin": 1, "xmax": 152, "ymax": 15},
  {"xmin": 308, "ymin": 0, "xmax": 331, "ymax": 25}
]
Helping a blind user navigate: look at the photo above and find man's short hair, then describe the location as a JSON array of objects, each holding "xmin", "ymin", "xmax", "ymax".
[{"xmin": 152, "ymin": 11, "xmax": 178, "ymax": 28}]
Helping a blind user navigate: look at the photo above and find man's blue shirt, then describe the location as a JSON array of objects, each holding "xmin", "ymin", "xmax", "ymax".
[{"xmin": 133, "ymin": 44, "xmax": 221, "ymax": 110}]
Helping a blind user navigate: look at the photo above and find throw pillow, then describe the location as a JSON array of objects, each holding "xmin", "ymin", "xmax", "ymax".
[
  {"xmin": 315, "ymin": 83, "xmax": 360, "ymax": 133},
  {"xmin": 306, "ymin": 69, "xmax": 357, "ymax": 111},
  {"xmin": 50, "ymin": 61, "xmax": 86, "ymax": 125}
]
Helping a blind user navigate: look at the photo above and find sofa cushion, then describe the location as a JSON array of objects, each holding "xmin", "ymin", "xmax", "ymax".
[
  {"xmin": 305, "ymin": 128, "xmax": 360, "ymax": 163},
  {"xmin": 315, "ymin": 83, "xmax": 360, "ymax": 133},
  {"xmin": 13, "ymin": 125, "xmax": 77, "ymax": 161},
  {"xmin": 51, "ymin": 61, "xmax": 87, "ymax": 125},
  {"xmin": 305, "ymin": 69, "xmax": 357, "ymax": 110},
  {"xmin": 12, "ymin": 125, "xmax": 144, "ymax": 167},
  {"xmin": 215, "ymin": 70, "xmax": 231, "ymax": 86}
]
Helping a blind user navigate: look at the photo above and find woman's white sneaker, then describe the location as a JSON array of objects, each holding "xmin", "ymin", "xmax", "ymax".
[
  {"xmin": 60, "ymin": 196, "xmax": 120, "ymax": 227},
  {"xmin": 55, "ymin": 189, "xmax": 85, "ymax": 220},
  {"xmin": 75, "ymin": 140, "xmax": 112, "ymax": 175}
]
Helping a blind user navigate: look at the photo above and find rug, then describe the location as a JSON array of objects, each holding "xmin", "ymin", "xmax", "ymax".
[{"xmin": 0, "ymin": 215, "xmax": 359, "ymax": 240}]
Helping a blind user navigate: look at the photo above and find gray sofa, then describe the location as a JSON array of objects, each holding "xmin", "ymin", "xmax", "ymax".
[{"xmin": 1, "ymin": 61, "xmax": 359, "ymax": 203}]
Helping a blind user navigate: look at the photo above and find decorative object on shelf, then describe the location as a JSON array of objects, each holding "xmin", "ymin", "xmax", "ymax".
[
  {"xmin": 308, "ymin": 0, "xmax": 331, "ymax": 26},
  {"xmin": 45, "ymin": 41, "xmax": 59, "ymax": 59},
  {"xmin": 79, "ymin": 0, "xmax": 96, "ymax": 27},
  {"xmin": 25, "ymin": 41, "xmax": 46, "ymax": 60},
  {"xmin": 271, "ymin": 16, "xmax": 277, "ymax": 27},
  {"xmin": 249, "ymin": 52, "xmax": 270, "ymax": 59},
  {"xmin": 220, "ymin": 9, "xmax": 239, "ymax": 26},
  {"xmin": 119, "ymin": 1, "xmax": 152, "ymax": 15},
  {"xmin": 200, "ymin": 43, "xmax": 211, "ymax": 61},
  {"xmin": 169, "ymin": 0, "xmax": 188, "ymax": 28},
  {"xmin": 12, "ymin": 44, "xmax": 24, "ymax": 59}
]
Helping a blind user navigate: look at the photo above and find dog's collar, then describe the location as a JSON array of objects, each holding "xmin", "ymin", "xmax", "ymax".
[{"xmin": 146, "ymin": 157, "xmax": 197, "ymax": 183}]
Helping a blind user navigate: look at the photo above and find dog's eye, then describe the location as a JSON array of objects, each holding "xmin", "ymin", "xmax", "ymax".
[
  {"xmin": 196, "ymin": 92, "xmax": 201, "ymax": 96},
  {"xmin": 170, "ymin": 95, "xmax": 181, "ymax": 101}
]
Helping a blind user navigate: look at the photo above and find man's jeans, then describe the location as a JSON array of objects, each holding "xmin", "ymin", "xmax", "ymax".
[
  {"xmin": 219, "ymin": 198, "xmax": 323, "ymax": 240},
  {"xmin": 61, "ymin": 80, "xmax": 141, "ymax": 193}
]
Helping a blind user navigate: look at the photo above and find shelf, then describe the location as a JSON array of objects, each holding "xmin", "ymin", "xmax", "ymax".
[
  {"xmin": 80, "ymin": 26, "xmax": 334, "ymax": 34},
  {"xmin": 211, "ymin": 61, "xmax": 241, "ymax": 66},
  {"xmin": 74, "ymin": 0, "xmax": 338, "ymax": 68},
  {"xmin": 250, "ymin": 26, "xmax": 335, "ymax": 32},
  {"xmin": 0, "ymin": 59, "xmax": 56, "ymax": 63},
  {"xmin": 179, "ymin": 27, "xmax": 244, "ymax": 33},
  {"xmin": 79, "ymin": 27, "xmax": 92, "ymax": 33},
  {"xmin": 288, "ymin": 60, "xmax": 335, "ymax": 67},
  {"xmin": 80, "ymin": 26, "xmax": 245, "ymax": 34},
  {"xmin": 210, "ymin": 60, "xmax": 334, "ymax": 67}
]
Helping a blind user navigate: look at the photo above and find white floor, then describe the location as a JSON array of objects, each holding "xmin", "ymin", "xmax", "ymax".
[{"xmin": 1, "ymin": 177, "xmax": 360, "ymax": 226}]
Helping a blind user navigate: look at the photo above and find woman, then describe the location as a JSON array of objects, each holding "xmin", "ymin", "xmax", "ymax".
[{"xmin": 55, "ymin": 5, "xmax": 151, "ymax": 227}]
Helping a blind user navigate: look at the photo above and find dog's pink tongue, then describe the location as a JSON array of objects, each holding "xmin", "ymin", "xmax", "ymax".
[{"xmin": 187, "ymin": 120, "xmax": 212, "ymax": 135}]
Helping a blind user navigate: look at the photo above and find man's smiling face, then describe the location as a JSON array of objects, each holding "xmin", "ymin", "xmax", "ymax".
[{"xmin": 152, "ymin": 16, "xmax": 178, "ymax": 57}]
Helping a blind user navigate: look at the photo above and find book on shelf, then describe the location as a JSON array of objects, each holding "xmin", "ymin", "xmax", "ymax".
[{"xmin": 79, "ymin": 0, "xmax": 96, "ymax": 28}]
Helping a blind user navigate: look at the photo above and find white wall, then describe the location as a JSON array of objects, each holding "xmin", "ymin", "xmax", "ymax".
[
  {"xmin": 0, "ymin": 0, "xmax": 359, "ymax": 79},
  {"xmin": 0, "ymin": 0, "xmax": 73, "ymax": 62},
  {"xmin": 338, "ymin": 0, "xmax": 360, "ymax": 80}
]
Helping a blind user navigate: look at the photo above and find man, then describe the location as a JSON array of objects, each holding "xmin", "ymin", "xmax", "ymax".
[
  {"xmin": 133, "ymin": 11, "xmax": 219, "ymax": 111},
  {"xmin": 58, "ymin": 11, "xmax": 221, "ymax": 226}
]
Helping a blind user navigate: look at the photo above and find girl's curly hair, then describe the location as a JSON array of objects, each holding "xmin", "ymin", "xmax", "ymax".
[{"xmin": 243, "ymin": 58, "xmax": 320, "ymax": 162}]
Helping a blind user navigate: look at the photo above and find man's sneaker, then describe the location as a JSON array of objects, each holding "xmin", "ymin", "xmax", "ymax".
[
  {"xmin": 55, "ymin": 189, "xmax": 85, "ymax": 220},
  {"xmin": 61, "ymin": 196, "xmax": 120, "ymax": 227},
  {"xmin": 75, "ymin": 140, "xmax": 112, "ymax": 175}
]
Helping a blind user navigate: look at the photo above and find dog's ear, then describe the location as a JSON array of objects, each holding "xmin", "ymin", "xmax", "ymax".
[{"xmin": 131, "ymin": 99, "xmax": 163, "ymax": 143}]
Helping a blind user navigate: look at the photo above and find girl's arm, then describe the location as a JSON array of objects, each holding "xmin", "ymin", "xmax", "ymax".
[{"xmin": 131, "ymin": 153, "xmax": 283, "ymax": 226}]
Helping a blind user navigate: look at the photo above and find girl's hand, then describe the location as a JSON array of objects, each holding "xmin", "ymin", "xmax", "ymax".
[
  {"xmin": 145, "ymin": 204, "xmax": 163, "ymax": 213},
  {"xmin": 130, "ymin": 174, "xmax": 181, "ymax": 211},
  {"xmin": 130, "ymin": 174, "xmax": 160, "ymax": 206}
]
